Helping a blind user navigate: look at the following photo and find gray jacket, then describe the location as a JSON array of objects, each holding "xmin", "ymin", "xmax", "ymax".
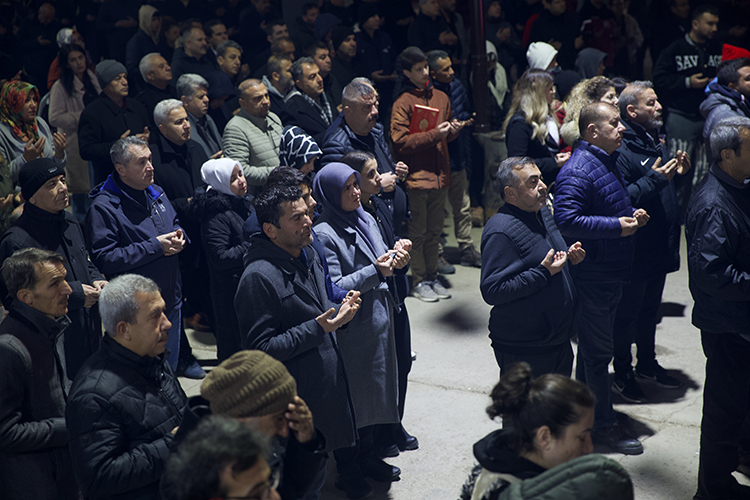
[
  {"xmin": 222, "ymin": 108, "xmax": 282, "ymax": 189},
  {"xmin": 0, "ymin": 117, "xmax": 66, "ymax": 182},
  {"xmin": 313, "ymin": 211, "xmax": 399, "ymax": 429}
]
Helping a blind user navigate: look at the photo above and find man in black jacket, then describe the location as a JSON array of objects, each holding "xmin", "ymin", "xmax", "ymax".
[
  {"xmin": 67, "ymin": 274, "xmax": 188, "ymax": 500},
  {"xmin": 685, "ymin": 117, "xmax": 750, "ymax": 500},
  {"xmin": 653, "ymin": 4, "xmax": 721, "ymax": 208},
  {"xmin": 170, "ymin": 26, "xmax": 216, "ymax": 84},
  {"xmin": 0, "ymin": 159, "xmax": 107, "ymax": 379},
  {"xmin": 79, "ymin": 60, "xmax": 151, "ymax": 185},
  {"xmin": 0, "ymin": 248, "xmax": 77, "ymax": 500},
  {"xmin": 136, "ymin": 53, "xmax": 178, "ymax": 134},
  {"xmin": 480, "ymin": 157, "xmax": 584, "ymax": 378},
  {"xmin": 282, "ymin": 57, "xmax": 334, "ymax": 144},
  {"xmin": 611, "ymin": 82, "xmax": 689, "ymax": 404}
]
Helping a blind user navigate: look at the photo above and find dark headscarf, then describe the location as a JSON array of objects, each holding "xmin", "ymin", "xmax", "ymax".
[{"xmin": 313, "ymin": 162, "xmax": 380, "ymax": 258}]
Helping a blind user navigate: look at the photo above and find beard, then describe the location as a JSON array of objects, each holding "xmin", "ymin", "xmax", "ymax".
[{"xmin": 646, "ymin": 117, "xmax": 663, "ymax": 130}]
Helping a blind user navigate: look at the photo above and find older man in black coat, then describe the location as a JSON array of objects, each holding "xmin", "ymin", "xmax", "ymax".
[
  {"xmin": 0, "ymin": 248, "xmax": 78, "ymax": 500},
  {"xmin": 0, "ymin": 159, "xmax": 107, "ymax": 379}
]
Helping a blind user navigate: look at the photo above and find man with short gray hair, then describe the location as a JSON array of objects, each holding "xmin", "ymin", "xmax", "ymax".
[
  {"xmin": 223, "ymin": 79, "xmax": 282, "ymax": 190},
  {"xmin": 0, "ymin": 248, "xmax": 78, "ymax": 500},
  {"xmin": 481, "ymin": 157, "xmax": 584, "ymax": 377},
  {"xmin": 177, "ymin": 74, "xmax": 222, "ymax": 158},
  {"xmin": 685, "ymin": 116, "xmax": 750, "ymax": 500},
  {"xmin": 66, "ymin": 274, "xmax": 187, "ymax": 500},
  {"xmin": 136, "ymin": 53, "xmax": 178, "ymax": 133}
]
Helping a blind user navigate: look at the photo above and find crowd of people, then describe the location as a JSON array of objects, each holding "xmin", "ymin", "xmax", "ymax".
[{"xmin": 0, "ymin": 0, "xmax": 749, "ymax": 500}]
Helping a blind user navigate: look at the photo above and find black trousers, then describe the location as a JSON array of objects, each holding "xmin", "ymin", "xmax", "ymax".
[
  {"xmin": 695, "ymin": 331, "xmax": 750, "ymax": 499},
  {"xmin": 492, "ymin": 341, "xmax": 574, "ymax": 378}
]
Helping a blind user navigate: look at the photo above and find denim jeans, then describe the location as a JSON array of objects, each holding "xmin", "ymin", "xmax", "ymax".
[
  {"xmin": 165, "ymin": 308, "xmax": 181, "ymax": 371},
  {"xmin": 574, "ymin": 281, "xmax": 623, "ymax": 428},
  {"xmin": 613, "ymin": 274, "xmax": 667, "ymax": 377}
]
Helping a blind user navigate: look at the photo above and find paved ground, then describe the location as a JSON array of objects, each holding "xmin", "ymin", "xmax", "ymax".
[{"xmin": 181, "ymin": 217, "xmax": 750, "ymax": 500}]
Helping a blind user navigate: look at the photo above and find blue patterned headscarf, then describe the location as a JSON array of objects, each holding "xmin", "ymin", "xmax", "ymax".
[
  {"xmin": 279, "ymin": 126, "xmax": 322, "ymax": 170},
  {"xmin": 313, "ymin": 162, "xmax": 380, "ymax": 258}
]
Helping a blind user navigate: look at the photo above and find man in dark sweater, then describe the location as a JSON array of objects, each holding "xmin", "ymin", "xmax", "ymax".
[
  {"xmin": 481, "ymin": 157, "xmax": 584, "ymax": 377},
  {"xmin": 653, "ymin": 4, "xmax": 721, "ymax": 208},
  {"xmin": 0, "ymin": 248, "xmax": 78, "ymax": 500},
  {"xmin": 171, "ymin": 26, "xmax": 216, "ymax": 84}
]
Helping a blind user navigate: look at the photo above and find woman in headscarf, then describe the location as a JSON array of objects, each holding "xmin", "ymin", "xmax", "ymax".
[
  {"xmin": 192, "ymin": 157, "xmax": 253, "ymax": 362},
  {"xmin": 49, "ymin": 43, "xmax": 101, "ymax": 220},
  {"xmin": 312, "ymin": 162, "xmax": 410, "ymax": 498},
  {"xmin": 279, "ymin": 125, "xmax": 322, "ymax": 175},
  {"xmin": 0, "ymin": 81, "xmax": 67, "ymax": 184},
  {"xmin": 125, "ymin": 5, "xmax": 163, "ymax": 88}
]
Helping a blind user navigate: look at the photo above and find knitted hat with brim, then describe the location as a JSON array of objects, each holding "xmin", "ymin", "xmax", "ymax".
[{"xmin": 200, "ymin": 350, "xmax": 297, "ymax": 417}]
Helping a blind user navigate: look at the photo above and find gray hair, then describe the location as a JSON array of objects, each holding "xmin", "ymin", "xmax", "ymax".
[
  {"xmin": 351, "ymin": 77, "xmax": 374, "ymax": 86},
  {"xmin": 496, "ymin": 157, "xmax": 536, "ymax": 200},
  {"xmin": 618, "ymin": 80, "xmax": 654, "ymax": 116},
  {"xmin": 290, "ymin": 57, "xmax": 315, "ymax": 82},
  {"xmin": 426, "ymin": 49, "xmax": 450, "ymax": 72},
  {"xmin": 711, "ymin": 116, "xmax": 750, "ymax": 162},
  {"xmin": 1, "ymin": 248, "xmax": 65, "ymax": 297},
  {"xmin": 99, "ymin": 274, "xmax": 160, "ymax": 338},
  {"xmin": 154, "ymin": 99, "xmax": 185, "ymax": 127},
  {"xmin": 176, "ymin": 73, "xmax": 209, "ymax": 101},
  {"xmin": 139, "ymin": 53, "xmax": 163, "ymax": 81},
  {"xmin": 217, "ymin": 39, "xmax": 243, "ymax": 58},
  {"xmin": 110, "ymin": 136, "xmax": 149, "ymax": 167},
  {"xmin": 342, "ymin": 80, "xmax": 376, "ymax": 107}
]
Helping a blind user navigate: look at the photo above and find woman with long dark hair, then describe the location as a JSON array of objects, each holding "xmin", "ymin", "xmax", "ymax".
[{"xmin": 49, "ymin": 43, "xmax": 101, "ymax": 218}]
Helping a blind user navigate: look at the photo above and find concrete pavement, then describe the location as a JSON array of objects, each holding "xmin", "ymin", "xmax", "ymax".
[{"xmin": 181, "ymin": 220, "xmax": 750, "ymax": 500}]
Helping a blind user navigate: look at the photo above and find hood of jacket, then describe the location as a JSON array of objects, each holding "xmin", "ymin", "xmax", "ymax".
[
  {"xmin": 395, "ymin": 76, "xmax": 434, "ymax": 100},
  {"xmin": 700, "ymin": 81, "xmax": 750, "ymax": 118},
  {"xmin": 191, "ymin": 187, "xmax": 254, "ymax": 223},
  {"xmin": 473, "ymin": 429, "xmax": 546, "ymax": 479}
]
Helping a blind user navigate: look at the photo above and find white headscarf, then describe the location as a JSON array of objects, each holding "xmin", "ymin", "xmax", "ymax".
[{"xmin": 201, "ymin": 158, "xmax": 240, "ymax": 196}]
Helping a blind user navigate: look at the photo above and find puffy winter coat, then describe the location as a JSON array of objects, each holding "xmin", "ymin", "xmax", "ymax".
[
  {"xmin": 615, "ymin": 119, "xmax": 680, "ymax": 280},
  {"xmin": 66, "ymin": 335, "xmax": 187, "ymax": 500},
  {"xmin": 553, "ymin": 140, "xmax": 635, "ymax": 282},
  {"xmin": 434, "ymin": 78, "xmax": 472, "ymax": 173},
  {"xmin": 685, "ymin": 164, "xmax": 750, "ymax": 335},
  {"xmin": 237, "ymin": 234, "xmax": 357, "ymax": 452},
  {"xmin": 699, "ymin": 81, "xmax": 750, "ymax": 153}
]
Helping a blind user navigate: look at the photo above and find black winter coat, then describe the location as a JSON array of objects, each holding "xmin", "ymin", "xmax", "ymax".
[
  {"xmin": 78, "ymin": 95, "xmax": 151, "ymax": 185},
  {"xmin": 281, "ymin": 92, "xmax": 332, "ymax": 145},
  {"xmin": 0, "ymin": 301, "xmax": 77, "ymax": 500},
  {"xmin": 66, "ymin": 335, "xmax": 187, "ymax": 500},
  {"xmin": 237, "ymin": 234, "xmax": 357, "ymax": 452},
  {"xmin": 166, "ymin": 396, "xmax": 327, "ymax": 500},
  {"xmin": 0, "ymin": 204, "xmax": 105, "ymax": 378},
  {"xmin": 685, "ymin": 165, "xmax": 750, "ymax": 335},
  {"xmin": 616, "ymin": 119, "xmax": 680, "ymax": 280},
  {"xmin": 480, "ymin": 205, "xmax": 575, "ymax": 351},
  {"xmin": 193, "ymin": 189, "xmax": 253, "ymax": 361},
  {"xmin": 506, "ymin": 113, "xmax": 561, "ymax": 184}
]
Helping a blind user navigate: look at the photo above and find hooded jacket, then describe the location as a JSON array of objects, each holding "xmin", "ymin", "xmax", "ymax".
[
  {"xmin": 615, "ymin": 118, "xmax": 680, "ymax": 280},
  {"xmin": 390, "ymin": 79, "xmax": 458, "ymax": 190},
  {"xmin": 0, "ymin": 300, "xmax": 77, "ymax": 500},
  {"xmin": 66, "ymin": 335, "xmax": 187, "ymax": 500},
  {"xmin": 0, "ymin": 203, "xmax": 105, "ymax": 378},
  {"xmin": 236, "ymin": 234, "xmax": 356, "ymax": 452},
  {"xmin": 85, "ymin": 175, "xmax": 183, "ymax": 314},
  {"xmin": 699, "ymin": 81, "xmax": 750, "ymax": 147},
  {"xmin": 553, "ymin": 140, "xmax": 635, "ymax": 282}
]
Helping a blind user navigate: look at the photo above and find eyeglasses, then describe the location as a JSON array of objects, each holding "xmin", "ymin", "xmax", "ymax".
[{"xmin": 221, "ymin": 467, "xmax": 281, "ymax": 500}]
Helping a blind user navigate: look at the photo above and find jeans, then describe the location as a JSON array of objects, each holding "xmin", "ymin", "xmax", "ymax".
[
  {"xmin": 165, "ymin": 308, "xmax": 181, "ymax": 371},
  {"xmin": 574, "ymin": 281, "xmax": 623, "ymax": 428},
  {"xmin": 695, "ymin": 331, "xmax": 750, "ymax": 500},
  {"xmin": 613, "ymin": 274, "xmax": 666, "ymax": 377}
]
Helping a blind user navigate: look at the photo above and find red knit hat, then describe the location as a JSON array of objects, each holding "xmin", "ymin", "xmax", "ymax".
[{"xmin": 722, "ymin": 44, "xmax": 750, "ymax": 61}]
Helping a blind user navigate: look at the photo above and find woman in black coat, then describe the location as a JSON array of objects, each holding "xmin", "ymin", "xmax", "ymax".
[{"xmin": 192, "ymin": 158, "xmax": 254, "ymax": 361}]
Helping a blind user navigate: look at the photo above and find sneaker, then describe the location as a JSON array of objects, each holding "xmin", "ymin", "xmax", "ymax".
[
  {"xmin": 592, "ymin": 423, "xmax": 643, "ymax": 455},
  {"xmin": 635, "ymin": 362, "xmax": 682, "ymax": 388},
  {"xmin": 460, "ymin": 244, "xmax": 482, "ymax": 268},
  {"xmin": 429, "ymin": 280, "xmax": 452, "ymax": 299},
  {"xmin": 412, "ymin": 282, "xmax": 439, "ymax": 302},
  {"xmin": 438, "ymin": 255, "xmax": 456, "ymax": 274},
  {"xmin": 611, "ymin": 372, "xmax": 647, "ymax": 404},
  {"xmin": 177, "ymin": 360, "xmax": 206, "ymax": 379}
]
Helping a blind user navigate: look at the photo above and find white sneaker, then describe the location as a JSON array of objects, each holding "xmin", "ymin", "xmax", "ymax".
[
  {"xmin": 429, "ymin": 280, "xmax": 451, "ymax": 299},
  {"xmin": 412, "ymin": 282, "xmax": 439, "ymax": 302}
]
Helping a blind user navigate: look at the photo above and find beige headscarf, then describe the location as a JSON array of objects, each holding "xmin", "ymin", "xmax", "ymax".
[{"xmin": 139, "ymin": 5, "xmax": 160, "ymax": 45}]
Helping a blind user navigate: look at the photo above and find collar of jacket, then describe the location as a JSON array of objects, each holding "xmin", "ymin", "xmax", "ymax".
[
  {"xmin": 262, "ymin": 75, "xmax": 285, "ymax": 98},
  {"xmin": 578, "ymin": 139, "xmax": 620, "ymax": 165},
  {"xmin": 100, "ymin": 93, "xmax": 134, "ymax": 114},
  {"xmin": 157, "ymin": 132, "xmax": 191, "ymax": 160},
  {"xmin": 247, "ymin": 232, "xmax": 312, "ymax": 275},
  {"xmin": 8, "ymin": 298, "xmax": 70, "ymax": 341},
  {"xmin": 237, "ymin": 107, "xmax": 275, "ymax": 130},
  {"xmin": 710, "ymin": 163, "xmax": 750, "ymax": 190},
  {"xmin": 500, "ymin": 202, "xmax": 549, "ymax": 231},
  {"xmin": 398, "ymin": 77, "xmax": 434, "ymax": 99},
  {"xmin": 99, "ymin": 334, "xmax": 169, "ymax": 380},
  {"xmin": 621, "ymin": 118, "xmax": 660, "ymax": 151},
  {"xmin": 706, "ymin": 80, "xmax": 748, "ymax": 107},
  {"xmin": 100, "ymin": 173, "xmax": 163, "ymax": 205}
]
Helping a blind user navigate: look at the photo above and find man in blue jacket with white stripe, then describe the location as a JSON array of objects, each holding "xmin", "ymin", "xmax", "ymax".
[{"xmin": 553, "ymin": 102, "xmax": 649, "ymax": 455}]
